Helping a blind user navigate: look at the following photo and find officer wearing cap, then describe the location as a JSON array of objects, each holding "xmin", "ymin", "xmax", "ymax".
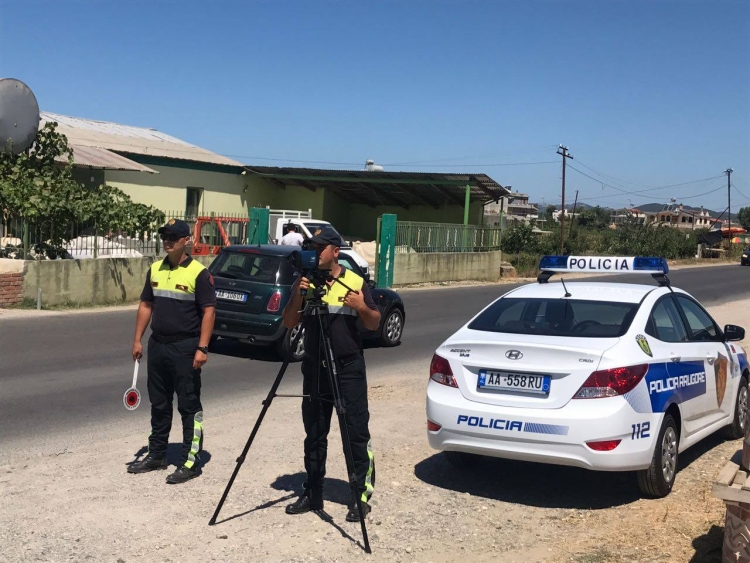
[
  {"xmin": 128, "ymin": 218, "xmax": 216, "ymax": 484},
  {"xmin": 282, "ymin": 227, "xmax": 380, "ymax": 522}
]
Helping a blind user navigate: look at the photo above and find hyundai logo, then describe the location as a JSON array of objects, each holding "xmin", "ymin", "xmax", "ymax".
[{"xmin": 505, "ymin": 350, "xmax": 523, "ymax": 360}]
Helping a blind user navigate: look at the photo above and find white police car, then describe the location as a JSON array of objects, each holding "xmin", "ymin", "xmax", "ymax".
[{"xmin": 426, "ymin": 256, "xmax": 750, "ymax": 497}]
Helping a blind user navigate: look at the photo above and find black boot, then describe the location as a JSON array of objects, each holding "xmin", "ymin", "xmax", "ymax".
[
  {"xmin": 346, "ymin": 501, "xmax": 371, "ymax": 522},
  {"xmin": 285, "ymin": 488, "xmax": 323, "ymax": 514},
  {"xmin": 127, "ymin": 454, "xmax": 168, "ymax": 474},
  {"xmin": 166, "ymin": 465, "xmax": 200, "ymax": 484}
]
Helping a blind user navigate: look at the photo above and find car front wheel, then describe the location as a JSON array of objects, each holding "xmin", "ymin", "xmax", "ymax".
[
  {"xmin": 637, "ymin": 414, "xmax": 679, "ymax": 498},
  {"xmin": 380, "ymin": 308, "xmax": 404, "ymax": 347}
]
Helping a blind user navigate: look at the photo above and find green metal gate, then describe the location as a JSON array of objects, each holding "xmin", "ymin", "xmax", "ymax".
[{"xmin": 376, "ymin": 214, "xmax": 396, "ymax": 288}]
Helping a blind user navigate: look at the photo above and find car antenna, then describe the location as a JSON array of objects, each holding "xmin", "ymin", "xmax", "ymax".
[{"xmin": 560, "ymin": 277, "xmax": 571, "ymax": 298}]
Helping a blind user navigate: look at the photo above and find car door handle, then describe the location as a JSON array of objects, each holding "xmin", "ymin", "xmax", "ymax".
[{"xmin": 670, "ymin": 356, "xmax": 681, "ymax": 363}]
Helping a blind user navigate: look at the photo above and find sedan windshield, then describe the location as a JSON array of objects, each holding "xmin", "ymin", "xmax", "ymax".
[{"xmin": 468, "ymin": 298, "xmax": 639, "ymax": 338}]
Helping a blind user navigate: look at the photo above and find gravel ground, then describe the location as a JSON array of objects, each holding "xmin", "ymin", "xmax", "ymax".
[{"xmin": 2, "ymin": 299, "xmax": 748, "ymax": 563}]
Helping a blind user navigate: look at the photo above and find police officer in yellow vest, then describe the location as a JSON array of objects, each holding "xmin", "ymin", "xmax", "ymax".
[
  {"xmin": 129, "ymin": 219, "xmax": 216, "ymax": 484},
  {"xmin": 282, "ymin": 228, "xmax": 380, "ymax": 522}
]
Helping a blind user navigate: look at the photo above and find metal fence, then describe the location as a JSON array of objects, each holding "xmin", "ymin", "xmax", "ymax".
[
  {"xmin": 395, "ymin": 220, "xmax": 502, "ymax": 253},
  {"xmin": 0, "ymin": 210, "xmax": 250, "ymax": 260}
]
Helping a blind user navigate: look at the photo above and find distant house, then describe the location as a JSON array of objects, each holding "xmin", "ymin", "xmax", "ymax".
[
  {"xmin": 643, "ymin": 202, "xmax": 713, "ymax": 230},
  {"xmin": 611, "ymin": 208, "xmax": 647, "ymax": 225},
  {"xmin": 484, "ymin": 191, "xmax": 538, "ymax": 228}
]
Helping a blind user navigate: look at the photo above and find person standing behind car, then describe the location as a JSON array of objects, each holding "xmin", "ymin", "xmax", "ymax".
[
  {"xmin": 280, "ymin": 223, "xmax": 304, "ymax": 247},
  {"xmin": 128, "ymin": 218, "xmax": 216, "ymax": 484},
  {"xmin": 282, "ymin": 227, "xmax": 380, "ymax": 522}
]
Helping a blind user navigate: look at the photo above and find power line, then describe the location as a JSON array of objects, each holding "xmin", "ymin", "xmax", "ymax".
[
  {"xmin": 575, "ymin": 185, "xmax": 726, "ymax": 207},
  {"xmin": 732, "ymin": 182, "xmax": 750, "ymax": 202},
  {"xmin": 566, "ymin": 163, "xmax": 724, "ymax": 199}
]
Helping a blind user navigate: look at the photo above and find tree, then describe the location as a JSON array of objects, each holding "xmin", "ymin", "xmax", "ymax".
[
  {"xmin": 500, "ymin": 222, "xmax": 538, "ymax": 254},
  {"xmin": 738, "ymin": 207, "xmax": 750, "ymax": 231},
  {"xmin": 575, "ymin": 206, "xmax": 612, "ymax": 230},
  {"xmin": 0, "ymin": 122, "xmax": 163, "ymax": 257},
  {"xmin": 541, "ymin": 205, "xmax": 556, "ymax": 226}
]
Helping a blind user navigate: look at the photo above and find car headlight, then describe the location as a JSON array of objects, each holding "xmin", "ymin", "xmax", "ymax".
[{"xmin": 743, "ymin": 254, "xmax": 748, "ymax": 258}]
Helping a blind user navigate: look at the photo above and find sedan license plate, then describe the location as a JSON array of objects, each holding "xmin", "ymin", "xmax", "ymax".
[
  {"xmin": 478, "ymin": 370, "xmax": 550, "ymax": 394},
  {"xmin": 216, "ymin": 290, "xmax": 247, "ymax": 303}
]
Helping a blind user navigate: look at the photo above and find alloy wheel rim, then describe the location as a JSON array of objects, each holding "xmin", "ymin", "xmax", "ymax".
[
  {"xmin": 740, "ymin": 386, "xmax": 748, "ymax": 432},
  {"xmin": 291, "ymin": 325, "xmax": 305, "ymax": 357},
  {"xmin": 661, "ymin": 426, "xmax": 677, "ymax": 483},
  {"xmin": 386, "ymin": 312, "xmax": 402, "ymax": 342}
]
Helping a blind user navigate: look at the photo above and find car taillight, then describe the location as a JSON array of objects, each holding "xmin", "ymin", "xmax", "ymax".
[
  {"xmin": 430, "ymin": 354, "xmax": 458, "ymax": 388},
  {"xmin": 427, "ymin": 420, "xmax": 442, "ymax": 432},
  {"xmin": 586, "ymin": 439, "xmax": 621, "ymax": 451},
  {"xmin": 267, "ymin": 291, "xmax": 282, "ymax": 312},
  {"xmin": 574, "ymin": 364, "xmax": 649, "ymax": 399}
]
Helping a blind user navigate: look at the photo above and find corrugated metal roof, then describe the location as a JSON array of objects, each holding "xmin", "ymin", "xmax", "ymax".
[
  {"xmin": 58, "ymin": 144, "xmax": 158, "ymax": 173},
  {"xmin": 40, "ymin": 112, "xmax": 243, "ymax": 168},
  {"xmin": 244, "ymin": 166, "xmax": 509, "ymax": 208}
]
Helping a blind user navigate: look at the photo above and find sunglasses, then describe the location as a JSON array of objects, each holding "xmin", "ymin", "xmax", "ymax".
[{"xmin": 160, "ymin": 234, "xmax": 185, "ymax": 242}]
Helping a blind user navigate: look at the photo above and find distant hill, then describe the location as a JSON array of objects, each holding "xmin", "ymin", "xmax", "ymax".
[{"xmin": 544, "ymin": 201, "xmax": 738, "ymax": 221}]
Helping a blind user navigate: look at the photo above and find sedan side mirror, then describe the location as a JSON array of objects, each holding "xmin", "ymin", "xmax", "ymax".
[
  {"xmin": 724, "ymin": 324, "xmax": 746, "ymax": 342},
  {"xmin": 367, "ymin": 278, "xmax": 376, "ymax": 290}
]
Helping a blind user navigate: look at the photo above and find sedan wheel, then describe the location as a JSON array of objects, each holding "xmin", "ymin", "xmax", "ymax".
[
  {"xmin": 637, "ymin": 413, "xmax": 678, "ymax": 497},
  {"xmin": 380, "ymin": 309, "xmax": 403, "ymax": 347},
  {"xmin": 278, "ymin": 323, "xmax": 306, "ymax": 362}
]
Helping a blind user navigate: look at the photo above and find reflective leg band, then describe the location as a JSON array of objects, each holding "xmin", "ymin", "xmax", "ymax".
[
  {"xmin": 184, "ymin": 411, "xmax": 203, "ymax": 469},
  {"xmin": 361, "ymin": 440, "xmax": 374, "ymax": 503}
]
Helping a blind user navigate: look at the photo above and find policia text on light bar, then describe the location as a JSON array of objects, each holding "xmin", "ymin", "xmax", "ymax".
[{"xmin": 538, "ymin": 256, "xmax": 669, "ymax": 274}]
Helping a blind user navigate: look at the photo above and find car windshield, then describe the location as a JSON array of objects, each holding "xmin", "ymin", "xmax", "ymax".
[
  {"xmin": 209, "ymin": 251, "xmax": 296, "ymax": 284},
  {"xmin": 468, "ymin": 297, "xmax": 639, "ymax": 338}
]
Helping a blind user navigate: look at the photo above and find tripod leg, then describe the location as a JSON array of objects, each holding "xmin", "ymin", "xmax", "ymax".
[
  {"xmin": 208, "ymin": 356, "xmax": 294, "ymax": 526},
  {"xmin": 318, "ymin": 316, "xmax": 372, "ymax": 554}
]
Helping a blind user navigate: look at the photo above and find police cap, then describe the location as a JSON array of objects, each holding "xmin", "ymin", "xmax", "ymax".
[
  {"xmin": 158, "ymin": 218, "xmax": 191, "ymax": 238},
  {"xmin": 305, "ymin": 227, "xmax": 342, "ymax": 248}
]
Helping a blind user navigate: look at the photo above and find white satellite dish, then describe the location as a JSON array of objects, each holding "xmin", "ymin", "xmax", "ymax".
[{"xmin": 0, "ymin": 78, "xmax": 40, "ymax": 155}]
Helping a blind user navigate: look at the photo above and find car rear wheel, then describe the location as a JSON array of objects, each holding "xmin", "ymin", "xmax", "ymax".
[
  {"xmin": 278, "ymin": 323, "xmax": 305, "ymax": 362},
  {"xmin": 637, "ymin": 414, "xmax": 678, "ymax": 498},
  {"xmin": 380, "ymin": 308, "xmax": 403, "ymax": 347},
  {"xmin": 722, "ymin": 376, "xmax": 748, "ymax": 440}
]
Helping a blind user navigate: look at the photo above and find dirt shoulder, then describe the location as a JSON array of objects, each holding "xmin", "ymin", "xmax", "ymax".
[{"xmin": 2, "ymin": 301, "xmax": 749, "ymax": 563}]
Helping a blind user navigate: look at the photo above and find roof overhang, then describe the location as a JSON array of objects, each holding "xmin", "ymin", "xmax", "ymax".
[
  {"xmin": 59, "ymin": 144, "xmax": 158, "ymax": 173},
  {"xmin": 243, "ymin": 166, "xmax": 509, "ymax": 209}
]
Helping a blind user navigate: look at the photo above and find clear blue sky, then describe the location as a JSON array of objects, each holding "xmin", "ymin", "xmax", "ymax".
[{"xmin": 2, "ymin": 0, "xmax": 749, "ymax": 212}]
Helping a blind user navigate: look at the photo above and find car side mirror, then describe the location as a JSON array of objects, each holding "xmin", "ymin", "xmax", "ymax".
[
  {"xmin": 367, "ymin": 278, "xmax": 376, "ymax": 289},
  {"xmin": 725, "ymin": 324, "xmax": 746, "ymax": 342}
]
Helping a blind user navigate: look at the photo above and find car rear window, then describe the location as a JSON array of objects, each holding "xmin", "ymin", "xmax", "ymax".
[
  {"xmin": 209, "ymin": 251, "xmax": 296, "ymax": 285},
  {"xmin": 468, "ymin": 298, "xmax": 639, "ymax": 338}
]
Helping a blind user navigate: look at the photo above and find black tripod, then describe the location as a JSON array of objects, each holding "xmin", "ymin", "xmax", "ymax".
[{"xmin": 208, "ymin": 279, "xmax": 372, "ymax": 554}]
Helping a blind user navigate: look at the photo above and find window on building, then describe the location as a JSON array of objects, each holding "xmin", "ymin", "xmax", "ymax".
[
  {"xmin": 681, "ymin": 216, "xmax": 686, "ymax": 223},
  {"xmin": 186, "ymin": 187, "xmax": 203, "ymax": 218}
]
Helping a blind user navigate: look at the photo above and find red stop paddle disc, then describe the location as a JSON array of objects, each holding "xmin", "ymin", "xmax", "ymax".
[{"xmin": 124, "ymin": 387, "xmax": 141, "ymax": 410}]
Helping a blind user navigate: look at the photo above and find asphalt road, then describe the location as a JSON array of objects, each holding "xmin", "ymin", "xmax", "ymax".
[{"xmin": 1, "ymin": 264, "xmax": 748, "ymax": 455}]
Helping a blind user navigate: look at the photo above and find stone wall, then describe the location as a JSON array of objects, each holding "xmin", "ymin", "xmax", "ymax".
[
  {"xmin": 0, "ymin": 255, "xmax": 218, "ymax": 309},
  {"xmin": 0, "ymin": 259, "xmax": 26, "ymax": 307},
  {"xmin": 393, "ymin": 251, "xmax": 504, "ymax": 286}
]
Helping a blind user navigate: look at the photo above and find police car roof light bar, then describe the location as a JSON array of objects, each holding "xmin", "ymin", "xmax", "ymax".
[{"xmin": 537, "ymin": 255, "xmax": 670, "ymax": 285}]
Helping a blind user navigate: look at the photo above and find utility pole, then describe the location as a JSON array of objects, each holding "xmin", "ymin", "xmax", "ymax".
[
  {"xmin": 569, "ymin": 190, "xmax": 579, "ymax": 237},
  {"xmin": 557, "ymin": 145, "xmax": 573, "ymax": 253},
  {"xmin": 725, "ymin": 168, "xmax": 733, "ymax": 245}
]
